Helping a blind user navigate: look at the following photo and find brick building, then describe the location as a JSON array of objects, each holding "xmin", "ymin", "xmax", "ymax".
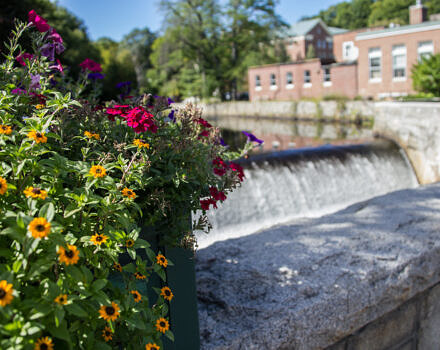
[{"xmin": 248, "ymin": 1, "xmax": 440, "ymax": 101}]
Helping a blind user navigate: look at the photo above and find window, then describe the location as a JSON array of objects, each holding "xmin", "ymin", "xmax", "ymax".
[
  {"xmin": 323, "ymin": 68, "xmax": 331, "ymax": 82},
  {"xmin": 304, "ymin": 70, "xmax": 311, "ymax": 84},
  {"xmin": 270, "ymin": 73, "xmax": 276, "ymax": 86},
  {"xmin": 322, "ymin": 40, "xmax": 326, "ymax": 49},
  {"xmin": 418, "ymin": 41, "xmax": 433, "ymax": 61},
  {"xmin": 286, "ymin": 72, "xmax": 293, "ymax": 85},
  {"xmin": 368, "ymin": 47, "xmax": 381, "ymax": 81},
  {"xmin": 343, "ymin": 41, "xmax": 354, "ymax": 60},
  {"xmin": 392, "ymin": 44, "xmax": 406, "ymax": 79},
  {"xmin": 317, "ymin": 40, "xmax": 321, "ymax": 49},
  {"xmin": 328, "ymin": 40, "xmax": 333, "ymax": 49},
  {"xmin": 255, "ymin": 75, "xmax": 261, "ymax": 87}
]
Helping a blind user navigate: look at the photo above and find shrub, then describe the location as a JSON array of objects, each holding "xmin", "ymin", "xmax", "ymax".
[
  {"xmin": 0, "ymin": 12, "xmax": 258, "ymax": 350},
  {"xmin": 412, "ymin": 54, "xmax": 440, "ymax": 97}
]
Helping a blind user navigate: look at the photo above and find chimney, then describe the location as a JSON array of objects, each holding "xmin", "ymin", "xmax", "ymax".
[{"xmin": 410, "ymin": 0, "xmax": 428, "ymax": 25}]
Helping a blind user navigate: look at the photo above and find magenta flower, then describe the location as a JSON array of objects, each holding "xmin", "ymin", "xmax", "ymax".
[
  {"xmin": 49, "ymin": 59, "xmax": 63, "ymax": 74},
  {"xmin": 199, "ymin": 130, "xmax": 210, "ymax": 138},
  {"xmin": 242, "ymin": 131, "xmax": 263, "ymax": 144},
  {"xmin": 16, "ymin": 53, "xmax": 34, "ymax": 66},
  {"xmin": 28, "ymin": 10, "xmax": 50, "ymax": 33},
  {"xmin": 212, "ymin": 157, "xmax": 227, "ymax": 176},
  {"xmin": 124, "ymin": 107, "xmax": 157, "ymax": 133},
  {"xmin": 196, "ymin": 118, "xmax": 212, "ymax": 128},
  {"xmin": 30, "ymin": 74, "xmax": 41, "ymax": 90},
  {"xmin": 79, "ymin": 58, "xmax": 102, "ymax": 72},
  {"xmin": 48, "ymin": 28, "xmax": 63, "ymax": 43},
  {"xmin": 11, "ymin": 88, "xmax": 26, "ymax": 95},
  {"xmin": 200, "ymin": 198, "xmax": 217, "ymax": 210},
  {"xmin": 229, "ymin": 162, "xmax": 245, "ymax": 182}
]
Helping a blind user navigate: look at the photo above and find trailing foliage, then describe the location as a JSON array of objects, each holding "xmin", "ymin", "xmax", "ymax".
[{"xmin": 0, "ymin": 11, "xmax": 255, "ymax": 350}]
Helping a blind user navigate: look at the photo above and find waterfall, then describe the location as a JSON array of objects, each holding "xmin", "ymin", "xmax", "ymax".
[{"xmin": 196, "ymin": 140, "xmax": 418, "ymax": 248}]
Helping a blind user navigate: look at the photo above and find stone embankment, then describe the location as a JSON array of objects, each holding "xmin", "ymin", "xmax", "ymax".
[
  {"xmin": 197, "ymin": 101, "xmax": 440, "ymax": 184},
  {"xmin": 196, "ymin": 183, "xmax": 440, "ymax": 350}
]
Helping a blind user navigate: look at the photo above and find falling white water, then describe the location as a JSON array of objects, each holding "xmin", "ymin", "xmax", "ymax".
[{"xmin": 195, "ymin": 141, "xmax": 418, "ymax": 248}]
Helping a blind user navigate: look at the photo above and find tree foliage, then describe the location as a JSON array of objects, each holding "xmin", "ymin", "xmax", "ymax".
[{"xmin": 412, "ymin": 54, "xmax": 440, "ymax": 97}]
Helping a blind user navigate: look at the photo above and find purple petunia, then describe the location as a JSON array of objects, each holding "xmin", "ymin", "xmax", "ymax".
[
  {"xmin": 116, "ymin": 81, "xmax": 131, "ymax": 89},
  {"xmin": 30, "ymin": 74, "xmax": 41, "ymax": 90},
  {"xmin": 219, "ymin": 137, "xmax": 227, "ymax": 147},
  {"xmin": 88, "ymin": 73, "xmax": 105, "ymax": 80},
  {"xmin": 242, "ymin": 131, "xmax": 264, "ymax": 144},
  {"xmin": 167, "ymin": 110, "xmax": 176, "ymax": 122},
  {"xmin": 12, "ymin": 88, "xmax": 26, "ymax": 95}
]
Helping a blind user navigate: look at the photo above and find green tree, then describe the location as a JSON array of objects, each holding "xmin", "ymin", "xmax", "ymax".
[
  {"xmin": 368, "ymin": 0, "xmax": 413, "ymax": 27},
  {"xmin": 306, "ymin": 44, "xmax": 316, "ymax": 59},
  {"xmin": 412, "ymin": 54, "xmax": 440, "ymax": 97}
]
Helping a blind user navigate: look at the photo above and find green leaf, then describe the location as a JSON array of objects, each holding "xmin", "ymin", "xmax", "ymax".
[
  {"xmin": 165, "ymin": 330, "xmax": 175, "ymax": 342},
  {"xmin": 54, "ymin": 307, "xmax": 65, "ymax": 326},
  {"xmin": 49, "ymin": 319, "xmax": 71, "ymax": 342},
  {"xmin": 39, "ymin": 202, "xmax": 55, "ymax": 222},
  {"xmin": 91, "ymin": 279, "xmax": 107, "ymax": 292},
  {"xmin": 65, "ymin": 303, "xmax": 88, "ymax": 318}
]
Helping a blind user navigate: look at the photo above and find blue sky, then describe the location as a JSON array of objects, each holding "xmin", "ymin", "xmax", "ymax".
[{"xmin": 56, "ymin": 0, "xmax": 344, "ymax": 41}]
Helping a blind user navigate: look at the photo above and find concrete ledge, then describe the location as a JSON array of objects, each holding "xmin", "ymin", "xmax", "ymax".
[{"xmin": 196, "ymin": 183, "xmax": 440, "ymax": 349}]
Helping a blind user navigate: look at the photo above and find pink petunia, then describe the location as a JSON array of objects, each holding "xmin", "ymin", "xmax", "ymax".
[
  {"xmin": 123, "ymin": 107, "xmax": 157, "ymax": 134},
  {"xmin": 28, "ymin": 10, "xmax": 50, "ymax": 33},
  {"xmin": 79, "ymin": 58, "xmax": 102, "ymax": 72},
  {"xmin": 16, "ymin": 52, "xmax": 34, "ymax": 66}
]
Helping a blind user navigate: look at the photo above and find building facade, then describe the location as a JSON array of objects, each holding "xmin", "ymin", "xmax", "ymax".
[{"xmin": 249, "ymin": 1, "xmax": 440, "ymax": 101}]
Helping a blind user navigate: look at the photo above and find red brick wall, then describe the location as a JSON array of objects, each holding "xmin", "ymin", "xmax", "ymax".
[
  {"xmin": 248, "ymin": 60, "xmax": 358, "ymax": 101},
  {"xmin": 286, "ymin": 37, "xmax": 306, "ymax": 61},
  {"xmin": 356, "ymin": 28, "xmax": 440, "ymax": 98}
]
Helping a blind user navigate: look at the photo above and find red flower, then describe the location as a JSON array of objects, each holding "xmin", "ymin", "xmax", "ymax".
[
  {"xmin": 199, "ymin": 130, "xmax": 210, "ymax": 138},
  {"xmin": 79, "ymin": 58, "xmax": 102, "ymax": 72},
  {"xmin": 229, "ymin": 162, "xmax": 245, "ymax": 182},
  {"xmin": 200, "ymin": 198, "xmax": 217, "ymax": 210},
  {"xmin": 124, "ymin": 107, "xmax": 157, "ymax": 134},
  {"xmin": 209, "ymin": 187, "xmax": 227, "ymax": 202},
  {"xmin": 213, "ymin": 157, "xmax": 227, "ymax": 176},
  {"xmin": 16, "ymin": 52, "xmax": 33, "ymax": 66},
  {"xmin": 196, "ymin": 118, "xmax": 212, "ymax": 128},
  {"xmin": 28, "ymin": 10, "xmax": 50, "ymax": 32}
]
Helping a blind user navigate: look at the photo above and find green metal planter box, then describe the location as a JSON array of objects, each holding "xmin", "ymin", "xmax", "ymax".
[{"xmin": 110, "ymin": 224, "xmax": 200, "ymax": 350}]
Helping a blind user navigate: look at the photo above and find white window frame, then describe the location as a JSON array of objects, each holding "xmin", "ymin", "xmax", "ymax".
[
  {"xmin": 323, "ymin": 67, "xmax": 332, "ymax": 86},
  {"xmin": 255, "ymin": 75, "xmax": 262, "ymax": 91},
  {"xmin": 286, "ymin": 72, "xmax": 294, "ymax": 89},
  {"xmin": 392, "ymin": 44, "xmax": 406, "ymax": 82},
  {"xmin": 368, "ymin": 47, "xmax": 382, "ymax": 83},
  {"xmin": 303, "ymin": 70, "xmax": 311, "ymax": 87},
  {"xmin": 270, "ymin": 73, "xmax": 277, "ymax": 90},
  {"xmin": 418, "ymin": 41, "xmax": 434, "ymax": 62},
  {"xmin": 342, "ymin": 41, "xmax": 354, "ymax": 61}
]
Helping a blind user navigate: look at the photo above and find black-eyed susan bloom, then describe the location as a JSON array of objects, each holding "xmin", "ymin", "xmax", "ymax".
[
  {"xmin": 0, "ymin": 280, "xmax": 14, "ymax": 306},
  {"xmin": 0, "ymin": 125, "xmax": 12, "ymax": 135},
  {"xmin": 27, "ymin": 130, "xmax": 47, "ymax": 143},
  {"xmin": 121, "ymin": 188, "xmax": 136, "ymax": 199},
  {"xmin": 146, "ymin": 343, "xmax": 160, "ymax": 350},
  {"xmin": 125, "ymin": 238, "xmax": 134, "ymax": 248},
  {"xmin": 23, "ymin": 186, "xmax": 48, "ymax": 200},
  {"xmin": 99, "ymin": 302, "xmax": 120, "ymax": 321},
  {"xmin": 28, "ymin": 217, "xmax": 51, "ymax": 239},
  {"xmin": 0, "ymin": 177, "xmax": 7, "ymax": 195},
  {"xmin": 133, "ymin": 138, "xmax": 149, "ymax": 148},
  {"xmin": 113, "ymin": 262, "xmax": 122, "ymax": 272},
  {"xmin": 134, "ymin": 272, "xmax": 146, "ymax": 280},
  {"xmin": 90, "ymin": 233, "xmax": 108, "ymax": 246},
  {"xmin": 35, "ymin": 104, "xmax": 45, "ymax": 110},
  {"xmin": 130, "ymin": 290, "xmax": 142, "ymax": 303},
  {"xmin": 102, "ymin": 326, "xmax": 113, "ymax": 342},
  {"xmin": 156, "ymin": 253, "xmax": 168, "ymax": 268},
  {"xmin": 34, "ymin": 336, "xmax": 54, "ymax": 350},
  {"xmin": 54, "ymin": 294, "xmax": 68, "ymax": 305},
  {"xmin": 84, "ymin": 131, "xmax": 100, "ymax": 140},
  {"xmin": 89, "ymin": 165, "xmax": 107, "ymax": 178},
  {"xmin": 57, "ymin": 244, "xmax": 79, "ymax": 265},
  {"xmin": 155, "ymin": 317, "xmax": 169, "ymax": 333},
  {"xmin": 160, "ymin": 286, "xmax": 174, "ymax": 302}
]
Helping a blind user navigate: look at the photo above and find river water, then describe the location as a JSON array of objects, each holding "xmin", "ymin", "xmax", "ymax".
[{"xmin": 195, "ymin": 117, "xmax": 418, "ymax": 248}]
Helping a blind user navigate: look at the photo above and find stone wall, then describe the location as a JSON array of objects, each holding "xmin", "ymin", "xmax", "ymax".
[{"xmin": 196, "ymin": 183, "xmax": 440, "ymax": 349}]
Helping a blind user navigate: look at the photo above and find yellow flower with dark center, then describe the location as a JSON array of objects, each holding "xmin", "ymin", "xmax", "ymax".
[
  {"xmin": 130, "ymin": 290, "xmax": 142, "ymax": 302},
  {"xmin": 0, "ymin": 280, "xmax": 14, "ymax": 306},
  {"xmin": 125, "ymin": 239, "xmax": 134, "ymax": 248},
  {"xmin": 0, "ymin": 125, "xmax": 12, "ymax": 135},
  {"xmin": 90, "ymin": 233, "xmax": 108, "ymax": 246},
  {"xmin": 156, "ymin": 253, "xmax": 168, "ymax": 268},
  {"xmin": 160, "ymin": 286, "xmax": 174, "ymax": 302},
  {"xmin": 28, "ymin": 217, "xmax": 51, "ymax": 239},
  {"xmin": 54, "ymin": 294, "xmax": 68, "ymax": 305},
  {"xmin": 84, "ymin": 131, "xmax": 100, "ymax": 140},
  {"xmin": 99, "ymin": 301, "xmax": 120, "ymax": 321},
  {"xmin": 23, "ymin": 186, "xmax": 48, "ymax": 200},
  {"xmin": 89, "ymin": 165, "xmax": 107, "ymax": 178},
  {"xmin": 146, "ymin": 343, "xmax": 160, "ymax": 350},
  {"xmin": 102, "ymin": 326, "xmax": 113, "ymax": 342},
  {"xmin": 34, "ymin": 336, "xmax": 54, "ymax": 350},
  {"xmin": 133, "ymin": 139, "xmax": 150, "ymax": 148},
  {"xmin": 57, "ymin": 244, "xmax": 79, "ymax": 265},
  {"xmin": 113, "ymin": 262, "xmax": 122, "ymax": 272},
  {"xmin": 134, "ymin": 272, "xmax": 146, "ymax": 280},
  {"xmin": 27, "ymin": 130, "xmax": 47, "ymax": 143},
  {"xmin": 155, "ymin": 317, "xmax": 170, "ymax": 333},
  {"xmin": 0, "ymin": 177, "xmax": 7, "ymax": 195},
  {"xmin": 92, "ymin": 133, "xmax": 100, "ymax": 140},
  {"xmin": 35, "ymin": 104, "xmax": 45, "ymax": 110},
  {"xmin": 121, "ymin": 188, "xmax": 136, "ymax": 199}
]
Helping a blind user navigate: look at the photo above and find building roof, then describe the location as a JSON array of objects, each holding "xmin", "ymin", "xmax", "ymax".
[
  {"xmin": 286, "ymin": 18, "xmax": 348, "ymax": 38},
  {"xmin": 356, "ymin": 20, "xmax": 440, "ymax": 40}
]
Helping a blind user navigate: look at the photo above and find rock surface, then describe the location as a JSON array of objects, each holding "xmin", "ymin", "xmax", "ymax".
[{"xmin": 196, "ymin": 183, "xmax": 440, "ymax": 349}]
